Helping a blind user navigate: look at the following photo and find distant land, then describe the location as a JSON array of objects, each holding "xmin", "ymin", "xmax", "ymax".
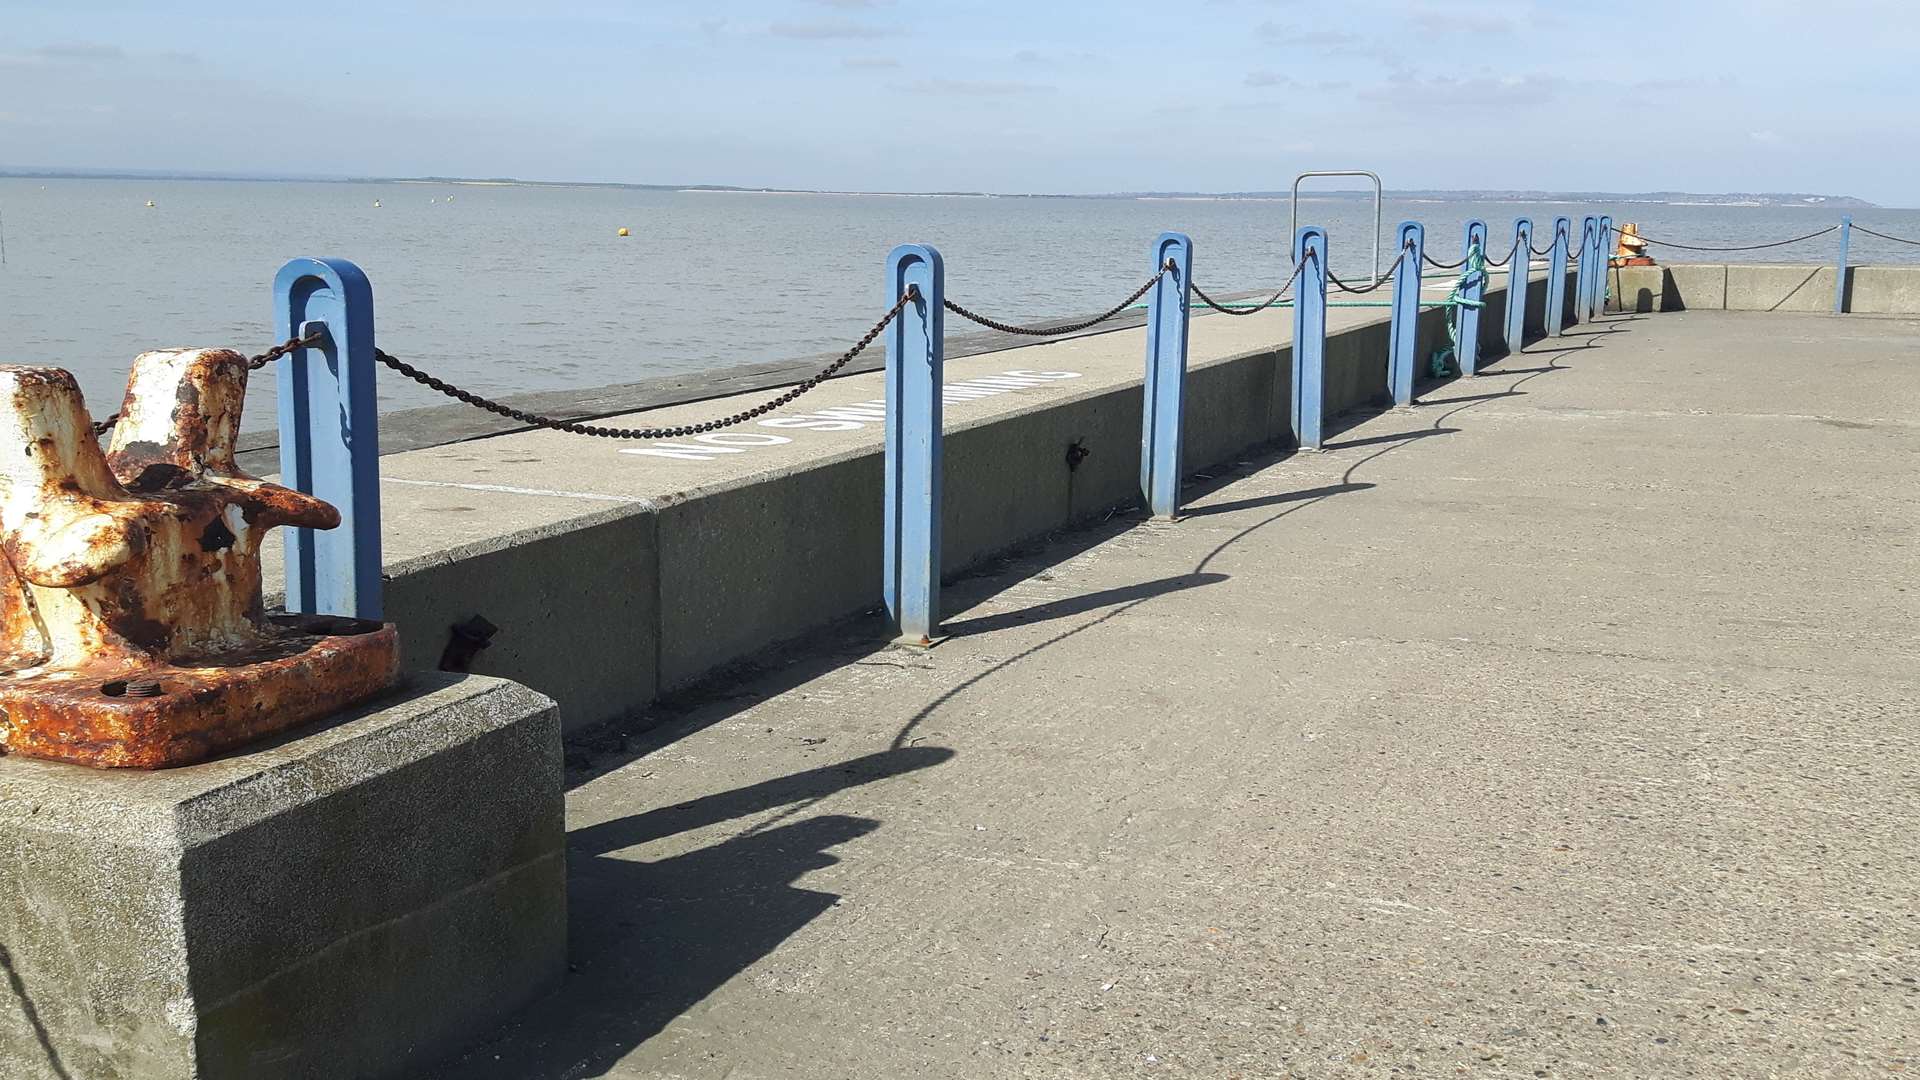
[{"xmin": 0, "ymin": 167, "xmax": 1880, "ymax": 208}]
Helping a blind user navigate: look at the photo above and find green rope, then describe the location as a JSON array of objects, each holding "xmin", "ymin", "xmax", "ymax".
[{"xmin": 1430, "ymin": 243, "xmax": 1486, "ymax": 377}]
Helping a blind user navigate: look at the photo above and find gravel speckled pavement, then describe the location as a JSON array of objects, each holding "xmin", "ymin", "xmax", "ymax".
[{"xmin": 437, "ymin": 310, "xmax": 1919, "ymax": 1079}]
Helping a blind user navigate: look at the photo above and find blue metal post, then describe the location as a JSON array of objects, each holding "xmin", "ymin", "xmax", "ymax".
[
  {"xmin": 1141, "ymin": 232, "xmax": 1193, "ymax": 520},
  {"xmin": 1572, "ymin": 216, "xmax": 1597, "ymax": 326},
  {"xmin": 1291, "ymin": 226, "xmax": 1328, "ymax": 450},
  {"xmin": 1546, "ymin": 216, "xmax": 1571, "ymax": 337},
  {"xmin": 273, "ymin": 258, "xmax": 382, "ymax": 620},
  {"xmin": 1504, "ymin": 218, "xmax": 1532, "ymax": 354},
  {"xmin": 1596, "ymin": 215, "xmax": 1614, "ymax": 317},
  {"xmin": 883, "ymin": 244, "xmax": 945, "ymax": 645},
  {"xmin": 1834, "ymin": 214, "xmax": 1852, "ymax": 314},
  {"xmin": 1457, "ymin": 220, "xmax": 1488, "ymax": 376},
  {"xmin": 1388, "ymin": 222, "xmax": 1423, "ymax": 407}
]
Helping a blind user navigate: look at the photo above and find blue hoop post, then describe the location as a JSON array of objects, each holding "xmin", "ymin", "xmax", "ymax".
[
  {"xmin": 1546, "ymin": 216, "xmax": 1572, "ymax": 337},
  {"xmin": 1457, "ymin": 220, "xmax": 1489, "ymax": 376},
  {"xmin": 883, "ymin": 244, "xmax": 945, "ymax": 646},
  {"xmin": 1388, "ymin": 221, "xmax": 1423, "ymax": 406},
  {"xmin": 1141, "ymin": 232, "xmax": 1193, "ymax": 520},
  {"xmin": 273, "ymin": 257, "xmax": 383, "ymax": 620},
  {"xmin": 1505, "ymin": 218, "xmax": 1532, "ymax": 354},
  {"xmin": 1291, "ymin": 226, "xmax": 1329, "ymax": 450},
  {"xmin": 1595, "ymin": 215, "xmax": 1614, "ymax": 317},
  {"xmin": 1834, "ymin": 215, "xmax": 1852, "ymax": 314}
]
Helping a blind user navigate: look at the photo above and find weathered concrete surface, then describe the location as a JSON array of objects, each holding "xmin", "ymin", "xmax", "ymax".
[
  {"xmin": 0, "ymin": 674, "xmax": 565, "ymax": 1080},
  {"xmin": 1846, "ymin": 265, "xmax": 1920, "ymax": 315},
  {"xmin": 1617, "ymin": 262, "xmax": 1920, "ymax": 315},
  {"xmin": 1724, "ymin": 264, "xmax": 1836, "ymax": 312},
  {"xmin": 266, "ymin": 271, "xmax": 1560, "ymax": 730},
  {"xmin": 428, "ymin": 309, "xmax": 1920, "ymax": 1078}
]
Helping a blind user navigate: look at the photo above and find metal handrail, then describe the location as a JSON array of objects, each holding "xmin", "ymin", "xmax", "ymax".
[{"xmin": 1290, "ymin": 170, "xmax": 1383, "ymax": 282}]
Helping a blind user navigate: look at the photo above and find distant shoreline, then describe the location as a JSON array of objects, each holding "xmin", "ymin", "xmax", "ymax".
[{"xmin": 0, "ymin": 168, "xmax": 1882, "ymax": 209}]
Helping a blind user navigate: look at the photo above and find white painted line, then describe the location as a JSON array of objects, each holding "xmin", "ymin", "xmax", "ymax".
[{"xmin": 381, "ymin": 477, "xmax": 651, "ymax": 504}]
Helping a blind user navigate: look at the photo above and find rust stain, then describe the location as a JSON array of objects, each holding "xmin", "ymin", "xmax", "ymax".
[{"xmin": 0, "ymin": 351, "xmax": 399, "ymax": 769}]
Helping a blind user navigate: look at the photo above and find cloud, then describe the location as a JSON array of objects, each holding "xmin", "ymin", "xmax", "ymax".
[
  {"xmin": 1407, "ymin": 8, "xmax": 1514, "ymax": 34},
  {"xmin": 842, "ymin": 56, "xmax": 902, "ymax": 70},
  {"xmin": 33, "ymin": 43, "xmax": 127, "ymax": 62},
  {"xmin": 1750, "ymin": 130, "xmax": 1784, "ymax": 145},
  {"xmin": 902, "ymin": 78, "xmax": 1054, "ymax": 96},
  {"xmin": 1256, "ymin": 22, "xmax": 1359, "ymax": 45},
  {"xmin": 1245, "ymin": 70, "xmax": 1295, "ymax": 87},
  {"xmin": 769, "ymin": 20, "xmax": 899, "ymax": 39},
  {"xmin": 1362, "ymin": 72, "xmax": 1564, "ymax": 107}
]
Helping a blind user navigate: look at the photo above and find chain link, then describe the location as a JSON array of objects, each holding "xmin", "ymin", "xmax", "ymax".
[
  {"xmin": 942, "ymin": 265, "xmax": 1169, "ymax": 337},
  {"xmin": 91, "ymin": 331, "xmax": 321, "ymax": 436},
  {"xmin": 373, "ymin": 291, "xmax": 914, "ymax": 440},
  {"xmin": 1484, "ymin": 235, "xmax": 1522, "ymax": 268},
  {"xmin": 1190, "ymin": 257, "xmax": 1309, "ymax": 316},
  {"xmin": 1851, "ymin": 224, "xmax": 1920, "ymax": 247},
  {"xmin": 1629, "ymin": 225, "xmax": 1838, "ymax": 253},
  {"xmin": 1326, "ymin": 247, "xmax": 1407, "ymax": 295}
]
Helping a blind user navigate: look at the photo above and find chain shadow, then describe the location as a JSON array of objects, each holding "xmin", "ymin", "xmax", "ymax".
[
  {"xmin": 449, "ymin": 313, "xmax": 1631, "ymax": 1074},
  {"xmin": 888, "ymin": 315, "xmax": 1622, "ymax": 751},
  {"xmin": 0, "ymin": 943, "xmax": 71, "ymax": 1080}
]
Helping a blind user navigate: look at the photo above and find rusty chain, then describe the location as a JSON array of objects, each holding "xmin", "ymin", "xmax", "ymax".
[
  {"xmin": 1189, "ymin": 257, "xmax": 1309, "ymax": 316},
  {"xmin": 91, "ymin": 331, "xmax": 322, "ymax": 436},
  {"xmin": 941, "ymin": 264, "xmax": 1170, "ymax": 337},
  {"xmin": 1628, "ymin": 224, "xmax": 1839, "ymax": 253},
  {"xmin": 373, "ymin": 290, "xmax": 914, "ymax": 439}
]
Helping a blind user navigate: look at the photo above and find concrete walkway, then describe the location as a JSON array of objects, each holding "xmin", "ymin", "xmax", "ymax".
[{"xmin": 434, "ymin": 310, "xmax": 1920, "ymax": 1079}]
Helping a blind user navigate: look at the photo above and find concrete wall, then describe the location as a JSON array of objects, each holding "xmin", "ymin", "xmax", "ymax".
[
  {"xmin": 385, "ymin": 272, "xmax": 1563, "ymax": 731},
  {"xmin": 1614, "ymin": 262, "xmax": 1920, "ymax": 315}
]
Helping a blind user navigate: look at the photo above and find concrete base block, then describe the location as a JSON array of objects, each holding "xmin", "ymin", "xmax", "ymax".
[
  {"xmin": 1726, "ymin": 264, "xmax": 1833, "ymax": 312},
  {"xmin": 1844, "ymin": 266, "xmax": 1920, "ymax": 314},
  {"xmin": 0, "ymin": 673, "xmax": 565, "ymax": 1080},
  {"xmin": 1611, "ymin": 266, "xmax": 1665, "ymax": 313},
  {"xmin": 1664, "ymin": 264, "xmax": 1727, "ymax": 311}
]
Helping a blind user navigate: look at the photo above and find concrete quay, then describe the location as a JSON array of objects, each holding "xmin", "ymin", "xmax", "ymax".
[{"xmin": 428, "ymin": 309, "xmax": 1920, "ymax": 1078}]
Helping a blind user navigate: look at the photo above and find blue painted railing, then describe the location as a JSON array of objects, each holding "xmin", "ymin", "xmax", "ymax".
[
  {"xmin": 1142, "ymin": 233, "xmax": 1194, "ymax": 519},
  {"xmin": 273, "ymin": 257, "xmax": 383, "ymax": 620},
  {"xmin": 1291, "ymin": 226, "xmax": 1330, "ymax": 450},
  {"xmin": 1388, "ymin": 222, "xmax": 1423, "ymax": 407},
  {"xmin": 268, "ymin": 206, "xmax": 1642, "ymax": 640},
  {"xmin": 883, "ymin": 244, "xmax": 945, "ymax": 645}
]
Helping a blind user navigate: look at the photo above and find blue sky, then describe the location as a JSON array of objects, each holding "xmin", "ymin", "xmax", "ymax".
[{"xmin": 1, "ymin": 0, "xmax": 1912, "ymax": 202}]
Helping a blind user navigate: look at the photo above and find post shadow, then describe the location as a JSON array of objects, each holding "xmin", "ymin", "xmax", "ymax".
[{"xmin": 430, "ymin": 744, "xmax": 955, "ymax": 1079}]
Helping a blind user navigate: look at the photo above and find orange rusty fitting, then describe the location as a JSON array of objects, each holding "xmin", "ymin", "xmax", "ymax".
[
  {"xmin": 1615, "ymin": 223, "xmax": 1649, "ymax": 258},
  {"xmin": 0, "ymin": 350, "xmax": 398, "ymax": 768}
]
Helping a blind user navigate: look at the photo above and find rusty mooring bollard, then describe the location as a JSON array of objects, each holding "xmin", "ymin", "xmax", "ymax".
[{"xmin": 0, "ymin": 348, "xmax": 399, "ymax": 768}]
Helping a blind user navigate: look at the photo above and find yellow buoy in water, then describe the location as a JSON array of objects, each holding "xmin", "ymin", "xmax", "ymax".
[
  {"xmin": 617, "ymin": 227, "xmax": 630, "ymax": 237},
  {"xmin": 373, "ymin": 199, "xmax": 381, "ymax": 208},
  {"xmin": 145, "ymin": 199, "xmax": 155, "ymax": 208}
]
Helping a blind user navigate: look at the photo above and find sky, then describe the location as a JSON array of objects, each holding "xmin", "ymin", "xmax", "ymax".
[{"xmin": 1, "ymin": 0, "xmax": 1914, "ymax": 203}]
